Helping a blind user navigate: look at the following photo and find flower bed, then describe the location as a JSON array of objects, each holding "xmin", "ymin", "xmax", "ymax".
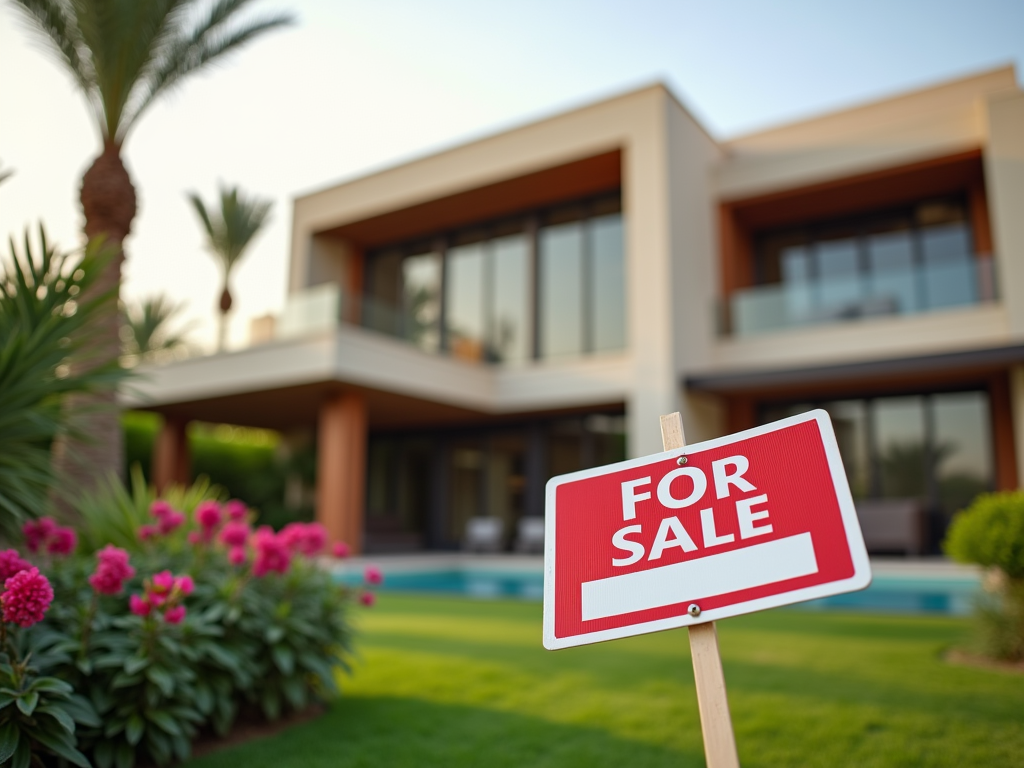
[{"xmin": 0, "ymin": 494, "xmax": 375, "ymax": 768}]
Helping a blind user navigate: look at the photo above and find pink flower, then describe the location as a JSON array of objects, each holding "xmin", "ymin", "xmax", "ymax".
[
  {"xmin": 0, "ymin": 550, "xmax": 31, "ymax": 582},
  {"xmin": 138, "ymin": 524, "xmax": 159, "ymax": 541},
  {"xmin": 129, "ymin": 594, "xmax": 151, "ymax": 616},
  {"xmin": 88, "ymin": 546, "xmax": 135, "ymax": 596},
  {"xmin": 359, "ymin": 591, "xmax": 376, "ymax": 607},
  {"xmin": 22, "ymin": 518, "xmax": 57, "ymax": 553},
  {"xmin": 150, "ymin": 570, "xmax": 175, "ymax": 595},
  {"xmin": 252, "ymin": 527, "xmax": 291, "ymax": 577},
  {"xmin": 163, "ymin": 605, "xmax": 186, "ymax": 624},
  {"xmin": 224, "ymin": 499, "xmax": 248, "ymax": 521},
  {"xmin": 228, "ymin": 546, "xmax": 247, "ymax": 566},
  {"xmin": 298, "ymin": 523, "xmax": 327, "ymax": 556},
  {"xmin": 158, "ymin": 510, "xmax": 185, "ymax": 535},
  {"xmin": 1, "ymin": 568, "xmax": 53, "ymax": 627},
  {"xmin": 187, "ymin": 531, "xmax": 201, "ymax": 545},
  {"xmin": 364, "ymin": 566, "xmax": 383, "ymax": 586},
  {"xmin": 150, "ymin": 500, "xmax": 174, "ymax": 520},
  {"xmin": 280, "ymin": 523, "xmax": 327, "ymax": 557},
  {"xmin": 195, "ymin": 501, "xmax": 222, "ymax": 531},
  {"xmin": 219, "ymin": 521, "xmax": 250, "ymax": 548},
  {"xmin": 174, "ymin": 575, "xmax": 194, "ymax": 597},
  {"xmin": 331, "ymin": 541, "xmax": 350, "ymax": 559},
  {"xmin": 23, "ymin": 517, "xmax": 75, "ymax": 556},
  {"xmin": 47, "ymin": 527, "xmax": 77, "ymax": 556}
]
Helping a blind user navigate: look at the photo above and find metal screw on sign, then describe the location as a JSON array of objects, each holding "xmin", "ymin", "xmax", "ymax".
[
  {"xmin": 688, "ymin": 604, "xmax": 701, "ymax": 617},
  {"xmin": 677, "ymin": 455, "xmax": 688, "ymax": 466}
]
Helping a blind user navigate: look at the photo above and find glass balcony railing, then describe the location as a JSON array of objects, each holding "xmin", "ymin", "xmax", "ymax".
[{"xmin": 728, "ymin": 255, "xmax": 997, "ymax": 337}]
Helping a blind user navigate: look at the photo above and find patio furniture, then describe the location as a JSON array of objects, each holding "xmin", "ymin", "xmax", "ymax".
[
  {"xmin": 463, "ymin": 517, "xmax": 504, "ymax": 552},
  {"xmin": 514, "ymin": 517, "xmax": 545, "ymax": 554},
  {"xmin": 854, "ymin": 499, "xmax": 925, "ymax": 555}
]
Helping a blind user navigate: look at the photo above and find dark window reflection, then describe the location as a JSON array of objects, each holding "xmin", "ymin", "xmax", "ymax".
[
  {"xmin": 753, "ymin": 196, "xmax": 976, "ymax": 318},
  {"xmin": 759, "ymin": 389, "xmax": 994, "ymax": 552},
  {"xmin": 365, "ymin": 192, "xmax": 624, "ymax": 363}
]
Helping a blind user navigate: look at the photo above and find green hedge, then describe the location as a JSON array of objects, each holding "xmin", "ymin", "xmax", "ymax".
[{"xmin": 123, "ymin": 413, "xmax": 313, "ymax": 531}]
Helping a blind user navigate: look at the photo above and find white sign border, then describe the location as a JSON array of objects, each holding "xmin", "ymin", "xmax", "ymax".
[{"xmin": 542, "ymin": 409, "xmax": 872, "ymax": 651}]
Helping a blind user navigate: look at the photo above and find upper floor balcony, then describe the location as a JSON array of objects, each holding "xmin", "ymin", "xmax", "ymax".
[
  {"xmin": 728, "ymin": 253, "xmax": 997, "ymax": 337},
  {"xmin": 720, "ymin": 189, "xmax": 1000, "ymax": 338},
  {"xmin": 269, "ymin": 193, "xmax": 628, "ymax": 367}
]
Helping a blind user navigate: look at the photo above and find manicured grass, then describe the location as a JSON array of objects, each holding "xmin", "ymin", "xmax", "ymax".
[{"xmin": 188, "ymin": 595, "xmax": 1024, "ymax": 767}]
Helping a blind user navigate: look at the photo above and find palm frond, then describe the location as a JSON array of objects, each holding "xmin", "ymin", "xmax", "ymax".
[
  {"xmin": 121, "ymin": 293, "xmax": 195, "ymax": 361},
  {"xmin": 188, "ymin": 184, "xmax": 273, "ymax": 278},
  {"xmin": 0, "ymin": 225, "xmax": 130, "ymax": 534},
  {"xmin": 11, "ymin": 0, "xmax": 293, "ymax": 144}
]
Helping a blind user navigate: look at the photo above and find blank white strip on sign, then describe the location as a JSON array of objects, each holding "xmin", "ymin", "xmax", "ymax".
[{"xmin": 581, "ymin": 532, "xmax": 818, "ymax": 621}]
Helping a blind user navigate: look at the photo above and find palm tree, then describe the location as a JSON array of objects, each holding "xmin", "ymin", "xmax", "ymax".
[
  {"xmin": 11, "ymin": 0, "xmax": 292, "ymax": 484},
  {"xmin": 188, "ymin": 185, "xmax": 272, "ymax": 350},
  {"xmin": 121, "ymin": 294, "xmax": 195, "ymax": 364}
]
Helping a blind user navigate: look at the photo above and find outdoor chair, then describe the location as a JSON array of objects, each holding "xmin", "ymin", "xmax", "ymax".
[
  {"xmin": 854, "ymin": 499, "xmax": 925, "ymax": 555},
  {"xmin": 463, "ymin": 517, "xmax": 504, "ymax": 553},
  {"xmin": 514, "ymin": 517, "xmax": 545, "ymax": 554}
]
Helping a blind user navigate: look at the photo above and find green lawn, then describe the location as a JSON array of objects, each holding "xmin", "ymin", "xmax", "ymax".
[{"xmin": 188, "ymin": 594, "xmax": 1024, "ymax": 768}]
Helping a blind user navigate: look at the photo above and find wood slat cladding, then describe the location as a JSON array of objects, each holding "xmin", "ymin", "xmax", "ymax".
[
  {"xmin": 321, "ymin": 150, "xmax": 622, "ymax": 248},
  {"xmin": 718, "ymin": 150, "xmax": 992, "ymax": 297}
]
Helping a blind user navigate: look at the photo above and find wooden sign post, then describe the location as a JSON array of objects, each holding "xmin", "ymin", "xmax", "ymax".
[{"xmin": 660, "ymin": 412, "xmax": 740, "ymax": 768}]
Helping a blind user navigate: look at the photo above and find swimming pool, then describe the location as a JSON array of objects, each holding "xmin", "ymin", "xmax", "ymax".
[{"xmin": 336, "ymin": 568, "xmax": 980, "ymax": 615}]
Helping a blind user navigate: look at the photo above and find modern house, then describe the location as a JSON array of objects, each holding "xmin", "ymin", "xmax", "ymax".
[{"xmin": 129, "ymin": 66, "xmax": 1024, "ymax": 556}]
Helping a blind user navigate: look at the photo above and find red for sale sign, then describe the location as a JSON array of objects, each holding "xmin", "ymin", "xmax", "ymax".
[{"xmin": 542, "ymin": 410, "xmax": 871, "ymax": 650}]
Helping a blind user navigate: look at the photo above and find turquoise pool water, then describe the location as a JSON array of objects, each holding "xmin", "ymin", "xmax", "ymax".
[{"xmin": 337, "ymin": 569, "xmax": 980, "ymax": 615}]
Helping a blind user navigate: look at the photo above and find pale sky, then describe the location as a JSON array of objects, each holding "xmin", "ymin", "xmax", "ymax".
[{"xmin": 1, "ymin": 0, "xmax": 1022, "ymax": 351}]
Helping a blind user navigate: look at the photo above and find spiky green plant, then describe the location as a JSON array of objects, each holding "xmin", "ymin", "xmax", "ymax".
[
  {"xmin": 0, "ymin": 227, "xmax": 126, "ymax": 534},
  {"xmin": 188, "ymin": 185, "xmax": 272, "ymax": 350},
  {"xmin": 121, "ymin": 294, "xmax": 194, "ymax": 364},
  {"xmin": 9, "ymin": 0, "xmax": 293, "ymax": 486}
]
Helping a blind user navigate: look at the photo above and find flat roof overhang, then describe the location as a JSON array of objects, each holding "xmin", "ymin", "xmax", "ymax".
[
  {"xmin": 685, "ymin": 343, "xmax": 1024, "ymax": 398},
  {"xmin": 123, "ymin": 326, "xmax": 631, "ymax": 431}
]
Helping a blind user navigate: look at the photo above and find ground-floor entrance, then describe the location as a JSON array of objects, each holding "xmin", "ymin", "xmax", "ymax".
[{"xmin": 364, "ymin": 411, "xmax": 626, "ymax": 551}]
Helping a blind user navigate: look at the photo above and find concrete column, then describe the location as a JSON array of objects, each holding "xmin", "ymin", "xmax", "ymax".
[
  {"xmin": 316, "ymin": 391, "xmax": 368, "ymax": 552},
  {"xmin": 152, "ymin": 417, "xmax": 190, "ymax": 493},
  {"xmin": 1011, "ymin": 366, "xmax": 1024, "ymax": 490},
  {"xmin": 985, "ymin": 92, "xmax": 1024, "ymax": 336}
]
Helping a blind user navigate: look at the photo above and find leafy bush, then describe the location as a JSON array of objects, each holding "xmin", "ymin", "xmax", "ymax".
[
  {"xmin": 0, "ymin": 482, "xmax": 373, "ymax": 767},
  {"xmin": 945, "ymin": 491, "xmax": 1024, "ymax": 660}
]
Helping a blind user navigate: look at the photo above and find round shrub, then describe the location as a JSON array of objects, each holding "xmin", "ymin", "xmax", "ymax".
[
  {"xmin": 944, "ymin": 490, "xmax": 1024, "ymax": 579},
  {"xmin": 944, "ymin": 490, "xmax": 1024, "ymax": 661}
]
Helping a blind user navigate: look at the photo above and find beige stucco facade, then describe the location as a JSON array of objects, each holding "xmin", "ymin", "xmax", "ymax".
[{"xmin": 127, "ymin": 66, "xmax": 1024, "ymax": 552}]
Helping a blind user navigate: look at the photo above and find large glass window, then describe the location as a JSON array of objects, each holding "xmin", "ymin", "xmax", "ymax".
[
  {"xmin": 365, "ymin": 192, "xmax": 625, "ymax": 363},
  {"xmin": 539, "ymin": 216, "xmax": 585, "ymax": 358},
  {"xmin": 539, "ymin": 199, "xmax": 626, "ymax": 359},
  {"xmin": 445, "ymin": 240, "xmax": 486, "ymax": 361},
  {"xmin": 402, "ymin": 251, "xmax": 441, "ymax": 352},
  {"xmin": 490, "ymin": 233, "xmax": 530, "ymax": 363},
  {"xmin": 365, "ymin": 411, "xmax": 626, "ymax": 550},
  {"xmin": 735, "ymin": 196, "xmax": 986, "ymax": 336},
  {"xmin": 760, "ymin": 389, "xmax": 994, "ymax": 551},
  {"xmin": 590, "ymin": 208, "xmax": 627, "ymax": 352}
]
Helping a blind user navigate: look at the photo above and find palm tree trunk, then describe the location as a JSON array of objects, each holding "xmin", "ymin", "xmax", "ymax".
[
  {"xmin": 52, "ymin": 142, "xmax": 137, "ymax": 511},
  {"xmin": 218, "ymin": 285, "xmax": 233, "ymax": 352}
]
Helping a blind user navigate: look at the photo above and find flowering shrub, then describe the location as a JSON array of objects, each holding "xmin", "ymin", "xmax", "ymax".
[{"xmin": 0, "ymin": 484, "xmax": 376, "ymax": 768}]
